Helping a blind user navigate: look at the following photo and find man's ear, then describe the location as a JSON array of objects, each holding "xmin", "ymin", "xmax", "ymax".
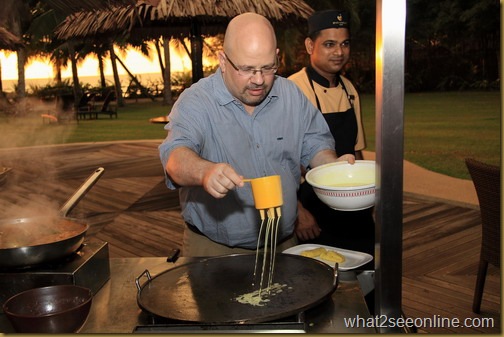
[
  {"xmin": 305, "ymin": 38, "xmax": 313, "ymax": 55},
  {"xmin": 218, "ymin": 51, "xmax": 227, "ymax": 72}
]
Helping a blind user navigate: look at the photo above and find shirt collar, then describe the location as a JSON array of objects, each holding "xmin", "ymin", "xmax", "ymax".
[
  {"xmin": 214, "ymin": 68, "xmax": 235, "ymax": 106},
  {"xmin": 306, "ymin": 65, "xmax": 340, "ymax": 88}
]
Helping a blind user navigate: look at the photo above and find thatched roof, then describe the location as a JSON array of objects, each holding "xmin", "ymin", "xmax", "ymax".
[
  {"xmin": 0, "ymin": 27, "xmax": 23, "ymax": 50},
  {"xmin": 45, "ymin": 0, "xmax": 136, "ymax": 14},
  {"xmin": 55, "ymin": 0, "xmax": 313, "ymax": 40}
]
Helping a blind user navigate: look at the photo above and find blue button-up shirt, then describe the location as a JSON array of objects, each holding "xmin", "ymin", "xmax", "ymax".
[{"xmin": 159, "ymin": 68, "xmax": 334, "ymax": 248}]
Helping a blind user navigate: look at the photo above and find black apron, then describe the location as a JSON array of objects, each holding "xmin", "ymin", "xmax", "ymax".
[{"xmin": 298, "ymin": 69, "xmax": 375, "ymax": 265}]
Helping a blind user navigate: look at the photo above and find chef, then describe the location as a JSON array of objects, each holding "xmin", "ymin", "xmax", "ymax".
[
  {"xmin": 159, "ymin": 12, "xmax": 354, "ymax": 257},
  {"xmin": 289, "ymin": 9, "xmax": 375, "ymax": 263}
]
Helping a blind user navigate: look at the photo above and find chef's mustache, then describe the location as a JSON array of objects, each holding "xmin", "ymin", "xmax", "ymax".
[{"xmin": 247, "ymin": 84, "xmax": 266, "ymax": 90}]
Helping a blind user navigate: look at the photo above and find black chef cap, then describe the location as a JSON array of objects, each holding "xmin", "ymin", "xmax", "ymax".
[{"xmin": 307, "ymin": 9, "xmax": 350, "ymax": 36}]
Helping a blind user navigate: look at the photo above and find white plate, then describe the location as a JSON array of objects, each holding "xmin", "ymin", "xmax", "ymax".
[{"xmin": 282, "ymin": 244, "xmax": 373, "ymax": 271}]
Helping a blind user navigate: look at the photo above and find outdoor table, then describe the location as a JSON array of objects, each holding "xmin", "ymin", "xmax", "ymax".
[{"xmin": 149, "ymin": 116, "xmax": 169, "ymax": 124}]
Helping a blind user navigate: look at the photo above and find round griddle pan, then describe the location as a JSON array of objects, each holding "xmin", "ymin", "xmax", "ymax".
[{"xmin": 136, "ymin": 253, "xmax": 338, "ymax": 324}]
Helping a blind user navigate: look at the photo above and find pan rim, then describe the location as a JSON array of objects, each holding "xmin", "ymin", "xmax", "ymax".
[{"xmin": 136, "ymin": 253, "xmax": 337, "ymax": 324}]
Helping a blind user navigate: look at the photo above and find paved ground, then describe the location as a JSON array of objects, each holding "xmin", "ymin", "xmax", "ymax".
[{"xmin": 363, "ymin": 151, "xmax": 478, "ymax": 208}]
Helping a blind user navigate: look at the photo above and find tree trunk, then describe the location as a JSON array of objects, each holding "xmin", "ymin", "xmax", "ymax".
[
  {"xmin": 11, "ymin": 14, "xmax": 26, "ymax": 99},
  {"xmin": 109, "ymin": 43, "xmax": 124, "ymax": 107},
  {"xmin": 0, "ymin": 59, "xmax": 4, "ymax": 97},
  {"xmin": 98, "ymin": 54, "xmax": 106, "ymax": 88},
  {"xmin": 155, "ymin": 38, "xmax": 165, "ymax": 74},
  {"xmin": 162, "ymin": 36, "xmax": 172, "ymax": 105},
  {"xmin": 178, "ymin": 37, "xmax": 191, "ymax": 58},
  {"xmin": 68, "ymin": 43, "xmax": 82, "ymax": 108},
  {"xmin": 115, "ymin": 55, "xmax": 156, "ymax": 101},
  {"xmin": 16, "ymin": 48, "xmax": 26, "ymax": 99},
  {"xmin": 0, "ymin": 0, "xmax": 28, "ymax": 99},
  {"xmin": 53, "ymin": 58, "xmax": 62, "ymax": 84}
]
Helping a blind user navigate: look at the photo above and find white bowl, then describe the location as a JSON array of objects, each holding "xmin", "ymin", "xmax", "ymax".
[{"xmin": 305, "ymin": 160, "xmax": 375, "ymax": 211}]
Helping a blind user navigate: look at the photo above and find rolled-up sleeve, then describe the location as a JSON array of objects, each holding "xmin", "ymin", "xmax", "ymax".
[
  {"xmin": 158, "ymin": 92, "xmax": 206, "ymax": 189},
  {"xmin": 291, "ymin": 83, "xmax": 335, "ymax": 169}
]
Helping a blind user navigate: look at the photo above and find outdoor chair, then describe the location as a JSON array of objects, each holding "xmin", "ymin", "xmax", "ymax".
[
  {"xmin": 74, "ymin": 92, "xmax": 95, "ymax": 120},
  {"xmin": 465, "ymin": 158, "xmax": 501, "ymax": 314},
  {"xmin": 0, "ymin": 98, "xmax": 16, "ymax": 117},
  {"xmin": 95, "ymin": 91, "xmax": 118, "ymax": 119}
]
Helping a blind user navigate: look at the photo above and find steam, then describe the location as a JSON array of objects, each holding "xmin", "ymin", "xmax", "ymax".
[
  {"xmin": 0, "ymin": 97, "xmax": 77, "ymax": 148},
  {"xmin": 2, "ymin": 194, "xmax": 61, "ymax": 220},
  {"xmin": 0, "ymin": 96, "xmax": 78, "ymax": 221}
]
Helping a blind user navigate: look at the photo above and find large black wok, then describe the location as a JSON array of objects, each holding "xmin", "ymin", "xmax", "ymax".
[
  {"xmin": 0, "ymin": 167, "xmax": 104, "ymax": 268},
  {"xmin": 136, "ymin": 254, "xmax": 338, "ymax": 324}
]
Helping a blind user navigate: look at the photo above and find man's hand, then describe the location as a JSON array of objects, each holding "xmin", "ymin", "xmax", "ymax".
[
  {"xmin": 166, "ymin": 148, "xmax": 246, "ymax": 199},
  {"xmin": 337, "ymin": 153, "xmax": 355, "ymax": 164},
  {"xmin": 295, "ymin": 201, "xmax": 321, "ymax": 241},
  {"xmin": 310, "ymin": 149, "xmax": 355, "ymax": 168},
  {"xmin": 202, "ymin": 163, "xmax": 244, "ymax": 198}
]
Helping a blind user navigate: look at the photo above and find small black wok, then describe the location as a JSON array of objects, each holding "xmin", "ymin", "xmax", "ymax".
[
  {"xmin": 3, "ymin": 284, "xmax": 92, "ymax": 333},
  {"xmin": 0, "ymin": 167, "xmax": 104, "ymax": 268}
]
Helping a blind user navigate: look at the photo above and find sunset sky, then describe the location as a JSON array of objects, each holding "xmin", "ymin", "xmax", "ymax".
[{"xmin": 0, "ymin": 43, "xmax": 199, "ymax": 81}]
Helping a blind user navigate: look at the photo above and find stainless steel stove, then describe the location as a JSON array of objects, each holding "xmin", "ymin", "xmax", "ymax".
[
  {"xmin": 133, "ymin": 312, "xmax": 306, "ymax": 333},
  {"xmin": 0, "ymin": 239, "xmax": 110, "ymax": 312}
]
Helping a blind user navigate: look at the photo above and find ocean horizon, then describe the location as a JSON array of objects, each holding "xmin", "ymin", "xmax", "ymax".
[{"xmin": 2, "ymin": 72, "xmax": 166, "ymax": 93}]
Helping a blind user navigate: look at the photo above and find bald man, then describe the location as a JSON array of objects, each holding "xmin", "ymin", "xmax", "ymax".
[{"xmin": 159, "ymin": 12, "xmax": 354, "ymax": 257}]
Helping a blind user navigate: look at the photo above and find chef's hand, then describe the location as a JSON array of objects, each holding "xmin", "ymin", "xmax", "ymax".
[
  {"xmin": 337, "ymin": 153, "xmax": 356, "ymax": 164},
  {"xmin": 295, "ymin": 201, "xmax": 321, "ymax": 241},
  {"xmin": 202, "ymin": 163, "xmax": 244, "ymax": 198},
  {"xmin": 310, "ymin": 150, "xmax": 355, "ymax": 168}
]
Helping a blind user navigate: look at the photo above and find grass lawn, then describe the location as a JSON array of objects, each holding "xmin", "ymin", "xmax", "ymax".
[
  {"xmin": 0, "ymin": 98, "xmax": 170, "ymax": 148},
  {"xmin": 360, "ymin": 91, "xmax": 501, "ymax": 179},
  {"xmin": 0, "ymin": 92, "xmax": 500, "ymax": 180}
]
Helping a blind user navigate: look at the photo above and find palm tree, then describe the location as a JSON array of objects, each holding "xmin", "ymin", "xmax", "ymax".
[
  {"xmin": 0, "ymin": 28, "xmax": 23, "ymax": 97},
  {"xmin": 54, "ymin": 0, "xmax": 313, "ymax": 105},
  {"xmin": 107, "ymin": 41, "xmax": 124, "ymax": 107},
  {"xmin": 0, "ymin": 0, "xmax": 31, "ymax": 99},
  {"xmin": 27, "ymin": 3, "xmax": 87, "ymax": 106},
  {"xmin": 80, "ymin": 41, "xmax": 116, "ymax": 93},
  {"xmin": 28, "ymin": 3, "xmax": 70, "ymax": 85},
  {"xmin": 153, "ymin": 36, "xmax": 172, "ymax": 105},
  {"xmin": 28, "ymin": 2, "xmax": 126, "ymax": 108}
]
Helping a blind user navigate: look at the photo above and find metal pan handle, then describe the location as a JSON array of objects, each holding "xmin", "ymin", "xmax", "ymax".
[
  {"xmin": 59, "ymin": 167, "xmax": 105, "ymax": 217},
  {"xmin": 333, "ymin": 263, "xmax": 339, "ymax": 288},
  {"xmin": 135, "ymin": 269, "xmax": 152, "ymax": 293}
]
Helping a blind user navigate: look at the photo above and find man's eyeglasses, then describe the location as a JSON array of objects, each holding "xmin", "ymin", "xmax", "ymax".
[{"xmin": 224, "ymin": 53, "xmax": 278, "ymax": 77}]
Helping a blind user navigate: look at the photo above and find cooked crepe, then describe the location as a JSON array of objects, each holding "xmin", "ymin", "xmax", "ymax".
[
  {"xmin": 300, "ymin": 247, "xmax": 326, "ymax": 258},
  {"xmin": 320, "ymin": 250, "xmax": 345, "ymax": 263},
  {"xmin": 300, "ymin": 247, "xmax": 346, "ymax": 263}
]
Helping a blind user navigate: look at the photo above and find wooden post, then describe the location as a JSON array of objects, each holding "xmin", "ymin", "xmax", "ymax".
[{"xmin": 190, "ymin": 21, "xmax": 204, "ymax": 83}]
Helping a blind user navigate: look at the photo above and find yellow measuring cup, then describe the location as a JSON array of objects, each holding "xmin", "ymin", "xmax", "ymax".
[{"xmin": 244, "ymin": 175, "xmax": 283, "ymax": 210}]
